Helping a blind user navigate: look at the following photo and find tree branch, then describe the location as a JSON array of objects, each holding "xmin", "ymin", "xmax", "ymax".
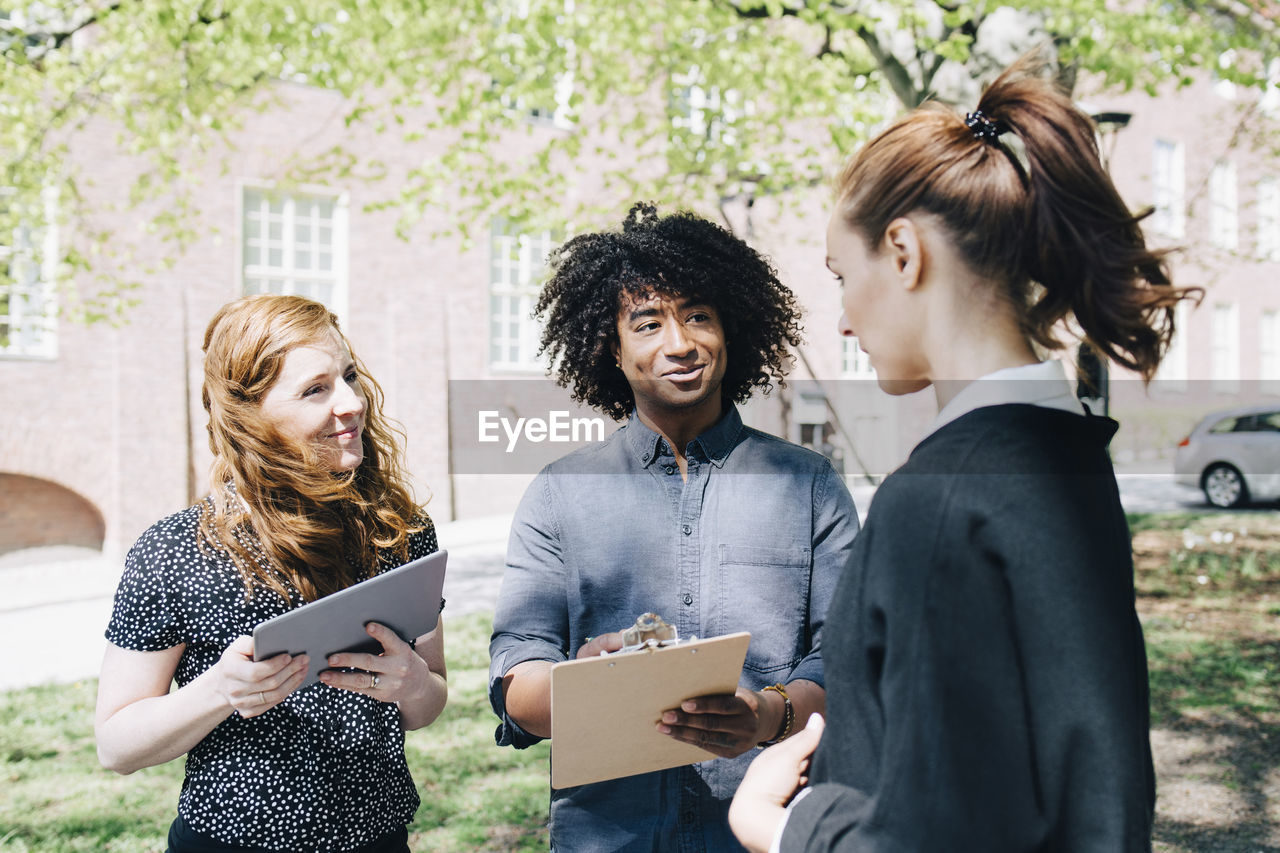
[
  {"xmin": 854, "ymin": 23, "xmax": 922, "ymax": 108},
  {"xmin": 5, "ymin": 1, "xmax": 128, "ymax": 68}
]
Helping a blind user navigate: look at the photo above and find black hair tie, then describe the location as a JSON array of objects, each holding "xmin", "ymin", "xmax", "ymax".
[{"xmin": 965, "ymin": 110, "xmax": 1008, "ymax": 143}]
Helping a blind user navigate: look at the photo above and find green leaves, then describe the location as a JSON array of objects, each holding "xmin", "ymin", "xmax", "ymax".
[{"xmin": 2, "ymin": 0, "xmax": 1275, "ymax": 321}]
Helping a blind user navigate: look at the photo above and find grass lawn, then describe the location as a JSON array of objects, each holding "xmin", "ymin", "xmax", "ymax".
[
  {"xmin": 0, "ymin": 612, "xmax": 550, "ymax": 852},
  {"xmin": 1129, "ymin": 512, "xmax": 1280, "ymax": 852},
  {"xmin": 2, "ymin": 512, "xmax": 1277, "ymax": 851}
]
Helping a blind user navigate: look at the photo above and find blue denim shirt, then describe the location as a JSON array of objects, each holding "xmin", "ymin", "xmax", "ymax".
[{"xmin": 489, "ymin": 406, "xmax": 860, "ymax": 853}]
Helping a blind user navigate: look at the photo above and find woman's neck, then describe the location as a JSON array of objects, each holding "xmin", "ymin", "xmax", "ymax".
[{"xmin": 923, "ymin": 297, "xmax": 1039, "ymax": 412}]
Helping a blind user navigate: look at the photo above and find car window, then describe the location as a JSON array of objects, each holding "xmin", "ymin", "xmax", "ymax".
[
  {"xmin": 1232, "ymin": 416, "xmax": 1259, "ymax": 432},
  {"xmin": 1257, "ymin": 413, "xmax": 1280, "ymax": 432},
  {"xmin": 1209, "ymin": 417, "xmax": 1240, "ymax": 434}
]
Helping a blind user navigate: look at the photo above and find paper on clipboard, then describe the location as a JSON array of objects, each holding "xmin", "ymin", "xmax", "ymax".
[{"xmin": 549, "ymin": 631, "xmax": 751, "ymax": 789}]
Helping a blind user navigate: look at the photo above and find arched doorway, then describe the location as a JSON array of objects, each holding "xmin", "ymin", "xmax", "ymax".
[{"xmin": 0, "ymin": 473, "xmax": 106, "ymax": 557}]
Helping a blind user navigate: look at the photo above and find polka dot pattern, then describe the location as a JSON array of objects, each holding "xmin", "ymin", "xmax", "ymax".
[{"xmin": 106, "ymin": 502, "xmax": 438, "ymax": 852}]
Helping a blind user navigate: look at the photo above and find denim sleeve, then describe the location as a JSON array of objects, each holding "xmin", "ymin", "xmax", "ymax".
[
  {"xmin": 789, "ymin": 462, "xmax": 860, "ymax": 688},
  {"xmin": 488, "ymin": 472, "xmax": 570, "ymax": 749}
]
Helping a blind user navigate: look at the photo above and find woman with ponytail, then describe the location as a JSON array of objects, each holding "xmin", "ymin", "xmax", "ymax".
[
  {"xmin": 95, "ymin": 294, "xmax": 446, "ymax": 852},
  {"xmin": 730, "ymin": 55, "xmax": 1198, "ymax": 851}
]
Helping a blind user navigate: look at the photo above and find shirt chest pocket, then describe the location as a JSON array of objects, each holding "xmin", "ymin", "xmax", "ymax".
[{"xmin": 714, "ymin": 544, "xmax": 812, "ymax": 676}]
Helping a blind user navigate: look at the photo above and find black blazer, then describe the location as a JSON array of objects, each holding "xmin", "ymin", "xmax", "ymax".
[{"xmin": 783, "ymin": 405, "xmax": 1154, "ymax": 852}]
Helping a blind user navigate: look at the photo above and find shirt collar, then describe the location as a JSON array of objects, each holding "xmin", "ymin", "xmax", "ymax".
[
  {"xmin": 927, "ymin": 359, "xmax": 1085, "ymax": 438},
  {"xmin": 624, "ymin": 404, "xmax": 744, "ymax": 469}
]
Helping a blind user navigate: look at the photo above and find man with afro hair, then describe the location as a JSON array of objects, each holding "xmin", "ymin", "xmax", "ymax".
[{"xmin": 489, "ymin": 203, "xmax": 859, "ymax": 852}]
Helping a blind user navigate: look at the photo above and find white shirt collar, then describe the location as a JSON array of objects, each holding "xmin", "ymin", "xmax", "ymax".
[{"xmin": 926, "ymin": 359, "xmax": 1086, "ymax": 438}]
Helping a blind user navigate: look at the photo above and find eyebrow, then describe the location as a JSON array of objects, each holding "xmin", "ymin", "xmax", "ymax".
[
  {"xmin": 626, "ymin": 299, "xmax": 713, "ymax": 323},
  {"xmin": 627, "ymin": 306, "xmax": 661, "ymax": 322},
  {"xmin": 294, "ymin": 362, "xmax": 355, "ymax": 386}
]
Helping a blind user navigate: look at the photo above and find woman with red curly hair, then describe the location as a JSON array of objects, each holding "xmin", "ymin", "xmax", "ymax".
[{"xmin": 95, "ymin": 294, "xmax": 446, "ymax": 852}]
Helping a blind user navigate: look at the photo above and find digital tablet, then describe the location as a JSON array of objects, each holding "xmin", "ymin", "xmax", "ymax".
[{"xmin": 252, "ymin": 549, "xmax": 448, "ymax": 688}]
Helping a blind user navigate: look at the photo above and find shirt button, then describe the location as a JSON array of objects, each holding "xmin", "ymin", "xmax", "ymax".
[
  {"xmin": 664, "ymin": 465, "xmax": 676, "ymax": 475},
  {"xmin": 642, "ymin": 453, "xmax": 650, "ymax": 462},
  {"xmin": 682, "ymin": 524, "xmax": 692, "ymax": 535},
  {"xmin": 683, "ymin": 593, "xmax": 694, "ymax": 606}
]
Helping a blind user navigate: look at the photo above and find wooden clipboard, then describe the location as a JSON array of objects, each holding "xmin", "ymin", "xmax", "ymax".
[{"xmin": 549, "ymin": 631, "xmax": 751, "ymax": 789}]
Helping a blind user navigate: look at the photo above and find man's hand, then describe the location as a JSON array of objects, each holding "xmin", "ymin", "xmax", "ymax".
[
  {"xmin": 656, "ymin": 685, "xmax": 775, "ymax": 758},
  {"xmin": 729, "ymin": 713, "xmax": 825, "ymax": 853},
  {"xmin": 575, "ymin": 632, "xmax": 625, "ymax": 658}
]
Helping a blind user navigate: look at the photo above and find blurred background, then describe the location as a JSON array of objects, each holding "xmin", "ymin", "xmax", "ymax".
[{"xmin": 2, "ymin": 0, "xmax": 1278, "ymax": 561}]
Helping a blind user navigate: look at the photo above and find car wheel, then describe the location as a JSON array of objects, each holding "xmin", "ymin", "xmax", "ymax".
[{"xmin": 1202, "ymin": 464, "xmax": 1248, "ymax": 508}]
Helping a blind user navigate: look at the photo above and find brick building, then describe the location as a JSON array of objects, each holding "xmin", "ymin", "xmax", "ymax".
[{"xmin": 2, "ymin": 62, "xmax": 1278, "ymax": 561}]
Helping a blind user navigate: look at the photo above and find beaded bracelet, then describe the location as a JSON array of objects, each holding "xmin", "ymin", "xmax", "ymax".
[{"xmin": 759, "ymin": 682, "xmax": 794, "ymax": 746}]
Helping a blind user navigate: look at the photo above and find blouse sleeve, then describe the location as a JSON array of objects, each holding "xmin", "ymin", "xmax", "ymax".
[
  {"xmin": 408, "ymin": 514, "xmax": 439, "ymax": 559},
  {"xmin": 104, "ymin": 522, "xmax": 189, "ymax": 652}
]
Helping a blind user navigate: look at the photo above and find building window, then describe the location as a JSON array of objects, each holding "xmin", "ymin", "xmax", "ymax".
[
  {"xmin": 1151, "ymin": 139, "xmax": 1185, "ymax": 238},
  {"xmin": 0, "ymin": 188, "xmax": 57, "ymax": 360},
  {"xmin": 1209, "ymin": 160, "xmax": 1238, "ymax": 251},
  {"xmin": 493, "ymin": 0, "xmax": 574, "ymax": 128},
  {"xmin": 841, "ymin": 337, "xmax": 875, "ymax": 379},
  {"xmin": 1261, "ymin": 310, "xmax": 1280, "ymax": 385},
  {"xmin": 671, "ymin": 66, "xmax": 740, "ymax": 153},
  {"xmin": 489, "ymin": 220, "xmax": 555, "ymax": 370},
  {"xmin": 1263, "ymin": 58, "xmax": 1280, "ymax": 115},
  {"xmin": 1213, "ymin": 50, "xmax": 1237, "ymax": 100},
  {"xmin": 241, "ymin": 188, "xmax": 347, "ymax": 318},
  {"xmin": 1157, "ymin": 300, "xmax": 1190, "ymax": 389},
  {"xmin": 1257, "ymin": 177, "xmax": 1280, "ymax": 262},
  {"xmin": 1211, "ymin": 302, "xmax": 1239, "ymax": 391}
]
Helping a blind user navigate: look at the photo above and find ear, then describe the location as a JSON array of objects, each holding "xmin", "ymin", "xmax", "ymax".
[{"xmin": 881, "ymin": 217, "xmax": 924, "ymax": 292}]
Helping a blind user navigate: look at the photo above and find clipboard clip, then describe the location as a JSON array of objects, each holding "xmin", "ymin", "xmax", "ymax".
[{"xmin": 615, "ymin": 612, "xmax": 689, "ymax": 654}]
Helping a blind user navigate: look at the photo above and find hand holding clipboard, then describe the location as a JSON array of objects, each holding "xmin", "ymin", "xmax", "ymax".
[{"xmin": 550, "ymin": 613, "xmax": 751, "ymax": 789}]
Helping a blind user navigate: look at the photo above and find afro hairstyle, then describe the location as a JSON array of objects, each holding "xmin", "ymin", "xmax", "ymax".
[{"xmin": 535, "ymin": 202, "xmax": 803, "ymax": 421}]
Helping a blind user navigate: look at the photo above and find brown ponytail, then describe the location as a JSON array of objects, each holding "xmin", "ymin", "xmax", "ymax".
[{"xmin": 834, "ymin": 53, "xmax": 1201, "ymax": 381}]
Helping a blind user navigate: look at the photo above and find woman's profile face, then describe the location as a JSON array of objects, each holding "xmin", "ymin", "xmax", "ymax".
[
  {"xmin": 825, "ymin": 212, "xmax": 930, "ymax": 395},
  {"xmin": 258, "ymin": 330, "xmax": 367, "ymax": 471}
]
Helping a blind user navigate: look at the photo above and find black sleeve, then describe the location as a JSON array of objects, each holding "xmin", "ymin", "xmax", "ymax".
[
  {"xmin": 783, "ymin": 466, "xmax": 1152, "ymax": 850},
  {"xmin": 782, "ymin": 498, "xmax": 1048, "ymax": 850}
]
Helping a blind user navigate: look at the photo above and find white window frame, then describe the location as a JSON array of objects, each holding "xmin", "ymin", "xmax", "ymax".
[
  {"xmin": 671, "ymin": 65, "xmax": 742, "ymax": 157},
  {"xmin": 1260, "ymin": 309, "xmax": 1280, "ymax": 386},
  {"xmin": 1213, "ymin": 50, "xmax": 1238, "ymax": 100},
  {"xmin": 1151, "ymin": 139, "xmax": 1185, "ymax": 239},
  {"xmin": 1156, "ymin": 300, "xmax": 1190, "ymax": 390},
  {"xmin": 1257, "ymin": 176, "xmax": 1280, "ymax": 262},
  {"xmin": 494, "ymin": 0, "xmax": 575, "ymax": 129},
  {"xmin": 1263, "ymin": 57, "xmax": 1280, "ymax": 115},
  {"xmin": 0, "ymin": 186, "xmax": 58, "ymax": 360},
  {"xmin": 238, "ymin": 184, "xmax": 349, "ymax": 324},
  {"xmin": 1209, "ymin": 160, "xmax": 1238, "ymax": 251},
  {"xmin": 841, "ymin": 337, "xmax": 876, "ymax": 380},
  {"xmin": 1211, "ymin": 302, "xmax": 1239, "ymax": 392},
  {"xmin": 488, "ymin": 219, "xmax": 555, "ymax": 372}
]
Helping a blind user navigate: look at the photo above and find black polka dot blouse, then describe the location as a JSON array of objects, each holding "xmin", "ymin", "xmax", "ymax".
[{"xmin": 105, "ymin": 501, "xmax": 438, "ymax": 852}]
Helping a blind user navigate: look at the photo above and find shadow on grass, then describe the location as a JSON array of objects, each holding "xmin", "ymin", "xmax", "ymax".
[
  {"xmin": 1148, "ymin": 636, "xmax": 1280, "ymax": 725},
  {"xmin": 1148, "ymin": 633, "xmax": 1280, "ymax": 852},
  {"xmin": 1155, "ymin": 823, "xmax": 1280, "ymax": 853},
  {"xmin": 1151, "ymin": 708, "xmax": 1280, "ymax": 852}
]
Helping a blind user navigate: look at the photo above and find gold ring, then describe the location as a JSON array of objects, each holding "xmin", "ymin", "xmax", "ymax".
[
  {"xmin": 369, "ymin": 673, "xmax": 377, "ymax": 689},
  {"xmin": 258, "ymin": 691, "xmax": 266, "ymax": 705}
]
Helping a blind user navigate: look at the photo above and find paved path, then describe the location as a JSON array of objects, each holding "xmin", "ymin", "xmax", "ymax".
[
  {"xmin": 0, "ymin": 516, "xmax": 512, "ymax": 693},
  {"xmin": 0, "ymin": 471, "xmax": 1233, "ymax": 692}
]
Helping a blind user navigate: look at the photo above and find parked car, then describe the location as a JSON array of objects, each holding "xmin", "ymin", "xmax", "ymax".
[{"xmin": 1174, "ymin": 405, "xmax": 1280, "ymax": 508}]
